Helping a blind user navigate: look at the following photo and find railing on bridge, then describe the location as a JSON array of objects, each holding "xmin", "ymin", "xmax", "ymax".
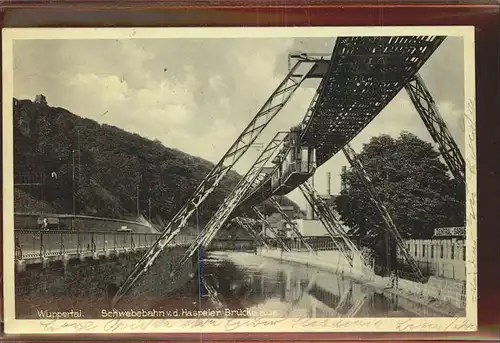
[
  {"xmin": 14, "ymin": 230, "xmax": 258, "ymax": 261},
  {"xmin": 258, "ymin": 236, "xmax": 348, "ymax": 252},
  {"xmin": 14, "ymin": 230, "xmax": 198, "ymax": 260},
  {"xmin": 206, "ymin": 239, "xmax": 257, "ymax": 251}
]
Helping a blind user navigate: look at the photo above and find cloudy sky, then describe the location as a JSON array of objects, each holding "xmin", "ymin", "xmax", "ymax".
[{"xmin": 13, "ymin": 35, "xmax": 465, "ymax": 210}]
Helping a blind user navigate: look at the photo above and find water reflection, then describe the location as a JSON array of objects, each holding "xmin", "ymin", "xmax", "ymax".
[{"xmin": 154, "ymin": 251, "xmax": 443, "ymax": 318}]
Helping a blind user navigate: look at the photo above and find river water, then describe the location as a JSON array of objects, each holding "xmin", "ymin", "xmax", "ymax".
[{"xmin": 152, "ymin": 251, "xmax": 443, "ymax": 318}]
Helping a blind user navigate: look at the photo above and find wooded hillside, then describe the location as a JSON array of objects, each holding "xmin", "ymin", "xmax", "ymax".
[{"xmin": 13, "ymin": 98, "xmax": 297, "ymax": 225}]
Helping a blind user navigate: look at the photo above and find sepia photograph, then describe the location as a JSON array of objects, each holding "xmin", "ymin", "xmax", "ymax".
[{"xmin": 2, "ymin": 27, "xmax": 477, "ymax": 334}]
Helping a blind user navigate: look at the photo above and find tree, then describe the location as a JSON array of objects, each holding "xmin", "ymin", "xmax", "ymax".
[
  {"xmin": 335, "ymin": 132, "xmax": 465, "ymax": 264},
  {"xmin": 13, "ymin": 98, "xmax": 300, "ymax": 224}
]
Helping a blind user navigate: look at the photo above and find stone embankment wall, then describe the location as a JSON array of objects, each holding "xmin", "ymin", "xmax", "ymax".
[
  {"xmin": 257, "ymin": 248, "xmax": 375, "ymax": 281},
  {"xmin": 397, "ymin": 276, "xmax": 466, "ymax": 309},
  {"xmin": 15, "ymin": 245, "xmax": 193, "ymax": 319},
  {"xmin": 258, "ymin": 248, "xmax": 466, "ymax": 311}
]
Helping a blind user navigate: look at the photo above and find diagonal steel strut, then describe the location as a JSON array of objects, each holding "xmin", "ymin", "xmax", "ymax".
[
  {"xmin": 299, "ymin": 181, "xmax": 362, "ymax": 267},
  {"xmin": 405, "ymin": 73, "xmax": 465, "ymax": 183},
  {"xmin": 173, "ymin": 132, "xmax": 290, "ymax": 271},
  {"xmin": 334, "ymin": 284, "xmax": 353, "ymax": 315},
  {"xmin": 342, "ymin": 143, "xmax": 425, "ymax": 282},
  {"xmin": 268, "ymin": 197, "xmax": 316, "ymax": 254},
  {"xmin": 237, "ymin": 72, "xmax": 328, "ymax": 207},
  {"xmin": 113, "ymin": 61, "xmax": 315, "ymax": 304},
  {"xmin": 233, "ymin": 217, "xmax": 270, "ymax": 249},
  {"xmin": 252, "ymin": 206, "xmax": 291, "ymax": 252},
  {"xmin": 344, "ymin": 293, "xmax": 369, "ymax": 318}
]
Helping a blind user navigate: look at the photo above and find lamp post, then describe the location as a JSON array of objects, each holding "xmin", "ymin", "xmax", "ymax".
[
  {"xmin": 72, "ymin": 149, "xmax": 76, "ymax": 213},
  {"xmin": 71, "ymin": 129, "xmax": 81, "ymax": 230},
  {"xmin": 136, "ymin": 183, "xmax": 140, "ymax": 217},
  {"xmin": 72, "ymin": 149, "xmax": 75, "ymax": 230},
  {"xmin": 148, "ymin": 183, "xmax": 152, "ymax": 220}
]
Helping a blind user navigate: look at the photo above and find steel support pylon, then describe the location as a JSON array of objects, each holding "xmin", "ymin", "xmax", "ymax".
[
  {"xmin": 334, "ymin": 284, "xmax": 352, "ymax": 315},
  {"xmin": 238, "ymin": 75, "xmax": 327, "ymax": 205},
  {"xmin": 252, "ymin": 207, "xmax": 291, "ymax": 251},
  {"xmin": 233, "ymin": 217, "xmax": 270, "ymax": 249},
  {"xmin": 405, "ymin": 73, "xmax": 465, "ymax": 183},
  {"xmin": 204, "ymin": 276, "xmax": 225, "ymax": 310},
  {"xmin": 268, "ymin": 197, "xmax": 316, "ymax": 254},
  {"xmin": 113, "ymin": 59, "xmax": 315, "ymax": 304},
  {"xmin": 345, "ymin": 293, "xmax": 368, "ymax": 318},
  {"xmin": 342, "ymin": 143, "xmax": 425, "ymax": 282},
  {"xmin": 173, "ymin": 132, "xmax": 289, "ymax": 271},
  {"xmin": 298, "ymin": 67, "xmax": 329, "ymax": 142},
  {"xmin": 299, "ymin": 181, "xmax": 363, "ymax": 267}
]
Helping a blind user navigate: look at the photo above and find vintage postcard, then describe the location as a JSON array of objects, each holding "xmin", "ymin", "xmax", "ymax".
[{"xmin": 2, "ymin": 26, "xmax": 477, "ymax": 334}]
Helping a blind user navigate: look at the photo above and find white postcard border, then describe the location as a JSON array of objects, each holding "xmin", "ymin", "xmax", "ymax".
[{"xmin": 2, "ymin": 26, "xmax": 477, "ymax": 334}]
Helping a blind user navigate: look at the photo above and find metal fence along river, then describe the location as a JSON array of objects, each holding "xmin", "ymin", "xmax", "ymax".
[
  {"xmin": 14, "ymin": 230, "xmax": 258, "ymax": 261},
  {"xmin": 14, "ymin": 230, "xmax": 197, "ymax": 260}
]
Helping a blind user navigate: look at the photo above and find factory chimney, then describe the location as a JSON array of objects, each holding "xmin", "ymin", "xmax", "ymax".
[
  {"xmin": 341, "ymin": 166, "xmax": 347, "ymax": 192},
  {"xmin": 326, "ymin": 172, "xmax": 331, "ymax": 196},
  {"xmin": 311, "ymin": 175, "xmax": 315, "ymax": 220},
  {"xmin": 306, "ymin": 175, "xmax": 315, "ymax": 220}
]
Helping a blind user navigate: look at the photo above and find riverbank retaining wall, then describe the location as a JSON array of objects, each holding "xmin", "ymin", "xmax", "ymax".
[
  {"xmin": 257, "ymin": 248, "xmax": 466, "ymax": 310},
  {"xmin": 397, "ymin": 276, "xmax": 466, "ymax": 309},
  {"xmin": 15, "ymin": 245, "xmax": 194, "ymax": 319},
  {"xmin": 256, "ymin": 248, "xmax": 376, "ymax": 282}
]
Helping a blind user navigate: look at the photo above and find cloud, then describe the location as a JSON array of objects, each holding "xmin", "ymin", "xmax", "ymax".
[
  {"xmin": 67, "ymin": 73, "xmax": 129, "ymax": 104},
  {"xmin": 13, "ymin": 35, "xmax": 466, "ymax": 212}
]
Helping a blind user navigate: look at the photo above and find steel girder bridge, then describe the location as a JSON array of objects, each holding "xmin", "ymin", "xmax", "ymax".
[{"xmin": 112, "ymin": 35, "xmax": 465, "ymax": 305}]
